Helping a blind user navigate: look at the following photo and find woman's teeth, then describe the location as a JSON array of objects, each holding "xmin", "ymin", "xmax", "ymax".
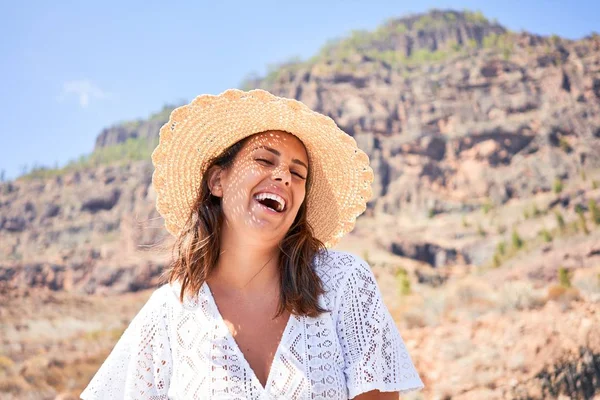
[{"xmin": 254, "ymin": 192, "xmax": 286, "ymax": 212}]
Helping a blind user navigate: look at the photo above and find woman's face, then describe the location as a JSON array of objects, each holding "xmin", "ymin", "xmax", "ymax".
[{"xmin": 210, "ymin": 130, "xmax": 309, "ymax": 243}]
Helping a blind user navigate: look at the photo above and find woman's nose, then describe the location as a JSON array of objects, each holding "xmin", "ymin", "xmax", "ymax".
[{"xmin": 272, "ymin": 166, "xmax": 291, "ymax": 186}]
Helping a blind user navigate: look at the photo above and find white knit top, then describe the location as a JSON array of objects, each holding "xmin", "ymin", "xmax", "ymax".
[{"xmin": 80, "ymin": 250, "xmax": 424, "ymax": 399}]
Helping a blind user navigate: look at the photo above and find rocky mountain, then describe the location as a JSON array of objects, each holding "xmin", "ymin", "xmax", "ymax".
[
  {"xmin": 94, "ymin": 10, "xmax": 600, "ymax": 216},
  {"xmin": 259, "ymin": 18, "xmax": 600, "ymax": 216},
  {"xmin": 93, "ymin": 104, "xmax": 176, "ymax": 149},
  {"xmin": 4, "ymin": 10, "xmax": 600, "ymax": 270},
  {"xmin": 1, "ymin": 9, "xmax": 600, "ymax": 400}
]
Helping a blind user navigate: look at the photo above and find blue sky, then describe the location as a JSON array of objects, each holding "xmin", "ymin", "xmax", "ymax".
[{"xmin": 1, "ymin": 0, "xmax": 598, "ymax": 180}]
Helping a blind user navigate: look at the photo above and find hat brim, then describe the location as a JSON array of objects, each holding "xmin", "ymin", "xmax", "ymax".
[{"xmin": 151, "ymin": 89, "xmax": 373, "ymax": 248}]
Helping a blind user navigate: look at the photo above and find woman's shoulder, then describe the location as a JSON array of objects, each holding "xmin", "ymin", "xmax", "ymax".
[
  {"xmin": 313, "ymin": 249, "xmax": 369, "ymax": 275},
  {"xmin": 153, "ymin": 279, "xmax": 205, "ymax": 310},
  {"xmin": 139, "ymin": 280, "xmax": 200, "ymax": 318},
  {"xmin": 312, "ymin": 250, "xmax": 372, "ymax": 308},
  {"xmin": 130, "ymin": 284, "xmax": 177, "ymax": 323}
]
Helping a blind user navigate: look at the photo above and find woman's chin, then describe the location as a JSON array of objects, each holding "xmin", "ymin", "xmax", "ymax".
[
  {"xmin": 223, "ymin": 204, "xmax": 295, "ymax": 243},
  {"xmin": 248, "ymin": 206, "xmax": 293, "ymax": 237}
]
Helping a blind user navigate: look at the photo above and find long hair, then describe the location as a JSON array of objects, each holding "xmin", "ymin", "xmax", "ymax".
[{"xmin": 165, "ymin": 134, "xmax": 328, "ymax": 318}]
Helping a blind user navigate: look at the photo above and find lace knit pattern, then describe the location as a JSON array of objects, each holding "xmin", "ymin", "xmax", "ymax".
[{"xmin": 80, "ymin": 250, "xmax": 424, "ymax": 399}]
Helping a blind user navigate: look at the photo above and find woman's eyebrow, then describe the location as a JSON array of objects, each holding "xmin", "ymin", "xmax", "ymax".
[{"xmin": 252, "ymin": 145, "xmax": 308, "ymax": 170}]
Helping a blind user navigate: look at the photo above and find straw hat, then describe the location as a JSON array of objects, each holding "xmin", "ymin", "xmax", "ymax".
[{"xmin": 151, "ymin": 88, "xmax": 373, "ymax": 247}]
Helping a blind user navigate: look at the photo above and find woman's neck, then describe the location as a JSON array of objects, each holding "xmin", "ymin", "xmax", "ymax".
[{"xmin": 209, "ymin": 226, "xmax": 281, "ymax": 296}]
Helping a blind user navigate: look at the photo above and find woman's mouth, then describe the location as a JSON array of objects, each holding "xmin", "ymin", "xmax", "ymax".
[{"xmin": 253, "ymin": 192, "xmax": 286, "ymax": 213}]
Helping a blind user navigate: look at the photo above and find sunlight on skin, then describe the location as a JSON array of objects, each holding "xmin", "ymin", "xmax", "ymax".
[
  {"xmin": 205, "ymin": 130, "xmax": 309, "ymax": 388},
  {"xmin": 205, "ymin": 129, "xmax": 310, "ymax": 301},
  {"xmin": 210, "ymin": 130, "xmax": 309, "ymax": 248}
]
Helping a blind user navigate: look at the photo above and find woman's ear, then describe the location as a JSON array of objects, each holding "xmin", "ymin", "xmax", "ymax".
[{"xmin": 207, "ymin": 166, "xmax": 224, "ymax": 197}]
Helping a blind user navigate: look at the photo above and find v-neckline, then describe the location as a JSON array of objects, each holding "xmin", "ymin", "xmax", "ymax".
[{"xmin": 202, "ymin": 281, "xmax": 295, "ymax": 392}]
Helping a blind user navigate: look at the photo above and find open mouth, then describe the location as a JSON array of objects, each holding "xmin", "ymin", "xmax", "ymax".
[{"xmin": 254, "ymin": 192, "xmax": 286, "ymax": 213}]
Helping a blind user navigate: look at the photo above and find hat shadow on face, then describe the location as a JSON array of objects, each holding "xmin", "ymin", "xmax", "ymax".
[{"xmin": 213, "ymin": 131, "xmax": 313, "ymax": 238}]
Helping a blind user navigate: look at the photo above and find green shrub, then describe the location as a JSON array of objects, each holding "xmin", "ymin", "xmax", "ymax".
[
  {"xmin": 558, "ymin": 267, "xmax": 572, "ymax": 288},
  {"xmin": 148, "ymin": 105, "xmax": 176, "ymax": 122},
  {"xmin": 369, "ymin": 50, "xmax": 406, "ymax": 66},
  {"xmin": 362, "ymin": 249, "xmax": 371, "ymax": 265},
  {"xmin": 541, "ymin": 229, "xmax": 553, "ymax": 242},
  {"xmin": 496, "ymin": 241, "xmax": 506, "ymax": 256},
  {"xmin": 394, "ymin": 23, "xmax": 407, "ymax": 34},
  {"xmin": 482, "ymin": 199, "xmax": 493, "ymax": 214},
  {"xmin": 410, "ymin": 48, "xmax": 450, "ymax": 64},
  {"xmin": 396, "ymin": 269, "xmax": 412, "ymax": 296},
  {"xmin": 322, "ymin": 24, "xmax": 468, "ymax": 69},
  {"xmin": 589, "ymin": 199, "xmax": 600, "ymax": 225},
  {"xmin": 482, "ymin": 33, "xmax": 498, "ymax": 48},
  {"xmin": 555, "ymin": 211, "xmax": 566, "ymax": 231},
  {"xmin": 553, "ymin": 178, "xmax": 564, "ymax": 194},
  {"xmin": 21, "ymin": 136, "xmax": 158, "ymax": 181},
  {"xmin": 593, "ymin": 180, "xmax": 599, "ymax": 190},
  {"xmin": 571, "ymin": 220, "xmax": 580, "ymax": 233},
  {"xmin": 559, "ymin": 137, "xmax": 572, "ymax": 153},
  {"xmin": 481, "ymin": 32, "xmax": 515, "ymax": 58},
  {"xmin": 85, "ymin": 137, "xmax": 158, "ymax": 166},
  {"xmin": 462, "ymin": 215, "xmax": 470, "ymax": 228},
  {"xmin": 493, "ymin": 253, "xmax": 501, "ymax": 268},
  {"xmin": 413, "ymin": 14, "xmax": 436, "ymax": 31},
  {"xmin": 444, "ymin": 13, "xmax": 457, "ymax": 22},
  {"xmin": 512, "ymin": 229, "xmax": 524, "ymax": 249},
  {"xmin": 576, "ymin": 206, "xmax": 590, "ymax": 234},
  {"xmin": 477, "ymin": 224, "xmax": 487, "ymax": 237},
  {"xmin": 464, "ymin": 10, "xmax": 488, "ymax": 24},
  {"xmin": 448, "ymin": 39, "xmax": 461, "ymax": 52}
]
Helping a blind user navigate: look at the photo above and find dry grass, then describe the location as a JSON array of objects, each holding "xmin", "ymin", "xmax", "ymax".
[
  {"xmin": 0, "ymin": 350, "xmax": 110, "ymax": 397},
  {"xmin": 572, "ymin": 265, "xmax": 600, "ymax": 297},
  {"xmin": 0, "ymin": 355, "xmax": 15, "ymax": 372},
  {"xmin": 394, "ymin": 276, "xmax": 548, "ymax": 329},
  {"xmin": 546, "ymin": 285, "xmax": 581, "ymax": 302},
  {"xmin": 0, "ymin": 287, "xmax": 152, "ymax": 398},
  {"xmin": 0, "ymin": 375, "xmax": 29, "ymax": 394},
  {"xmin": 81, "ymin": 327, "xmax": 124, "ymax": 342}
]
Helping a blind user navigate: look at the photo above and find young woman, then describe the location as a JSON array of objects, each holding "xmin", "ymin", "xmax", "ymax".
[{"xmin": 80, "ymin": 89, "xmax": 424, "ymax": 399}]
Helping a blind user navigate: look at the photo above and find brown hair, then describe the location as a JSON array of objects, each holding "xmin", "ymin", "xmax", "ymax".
[{"xmin": 165, "ymin": 134, "xmax": 329, "ymax": 318}]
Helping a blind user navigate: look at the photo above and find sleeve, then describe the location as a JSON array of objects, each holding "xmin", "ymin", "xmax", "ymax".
[
  {"xmin": 80, "ymin": 287, "xmax": 173, "ymax": 400},
  {"xmin": 335, "ymin": 254, "xmax": 424, "ymax": 399}
]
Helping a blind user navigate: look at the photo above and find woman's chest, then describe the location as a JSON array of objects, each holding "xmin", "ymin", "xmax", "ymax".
[
  {"xmin": 220, "ymin": 303, "xmax": 292, "ymax": 389},
  {"xmin": 167, "ymin": 308, "xmax": 348, "ymax": 399}
]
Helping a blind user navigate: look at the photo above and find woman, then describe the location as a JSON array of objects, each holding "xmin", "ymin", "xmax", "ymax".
[{"xmin": 80, "ymin": 89, "xmax": 424, "ymax": 399}]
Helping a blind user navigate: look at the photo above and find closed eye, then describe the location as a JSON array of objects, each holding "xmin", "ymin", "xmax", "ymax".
[
  {"xmin": 292, "ymin": 171, "xmax": 306, "ymax": 180},
  {"xmin": 256, "ymin": 158, "xmax": 306, "ymax": 180},
  {"xmin": 255, "ymin": 158, "xmax": 273, "ymax": 166}
]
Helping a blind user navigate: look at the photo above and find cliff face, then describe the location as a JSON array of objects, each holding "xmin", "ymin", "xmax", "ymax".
[
  {"xmin": 0, "ymin": 161, "xmax": 171, "ymax": 290},
  {"xmin": 262, "ymin": 34, "xmax": 600, "ymax": 217},
  {"xmin": 93, "ymin": 11, "xmax": 600, "ymax": 218},
  {"xmin": 92, "ymin": 104, "xmax": 177, "ymax": 149},
  {"xmin": 3, "ymin": 11, "xmax": 600, "ymax": 272}
]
